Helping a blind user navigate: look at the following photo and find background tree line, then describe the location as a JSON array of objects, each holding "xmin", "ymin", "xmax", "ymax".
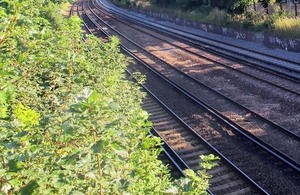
[
  {"xmin": 113, "ymin": 0, "xmax": 300, "ymax": 38},
  {"xmin": 140, "ymin": 0, "xmax": 278, "ymax": 13}
]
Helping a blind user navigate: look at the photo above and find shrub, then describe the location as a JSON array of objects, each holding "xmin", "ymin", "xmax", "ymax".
[
  {"xmin": 204, "ymin": 8, "xmax": 228, "ymax": 25},
  {"xmin": 0, "ymin": 0, "xmax": 218, "ymax": 194}
]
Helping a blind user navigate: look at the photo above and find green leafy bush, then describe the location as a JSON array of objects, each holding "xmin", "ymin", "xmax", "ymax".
[
  {"xmin": 204, "ymin": 8, "xmax": 228, "ymax": 25},
  {"xmin": 0, "ymin": 0, "xmax": 218, "ymax": 194}
]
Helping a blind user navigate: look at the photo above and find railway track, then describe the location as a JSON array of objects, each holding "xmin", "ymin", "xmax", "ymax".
[
  {"xmin": 91, "ymin": 2, "xmax": 300, "ymax": 96},
  {"xmin": 97, "ymin": 0, "xmax": 300, "ymax": 81},
  {"xmin": 144, "ymin": 91, "xmax": 265, "ymax": 195},
  {"xmin": 73, "ymin": 0, "xmax": 300, "ymax": 193},
  {"xmin": 72, "ymin": 3, "xmax": 268, "ymax": 194},
  {"xmin": 70, "ymin": 0, "xmax": 187, "ymax": 181},
  {"xmin": 90, "ymin": 0, "xmax": 300, "ymax": 135},
  {"xmin": 124, "ymin": 48, "xmax": 300, "ymax": 194},
  {"xmin": 86, "ymin": 0, "xmax": 300, "ymax": 167}
]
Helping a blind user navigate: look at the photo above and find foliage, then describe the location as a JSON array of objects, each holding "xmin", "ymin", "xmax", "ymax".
[
  {"xmin": 204, "ymin": 8, "xmax": 228, "ymax": 25},
  {"xmin": 0, "ymin": 0, "xmax": 218, "ymax": 194},
  {"xmin": 111, "ymin": 0, "xmax": 300, "ymax": 38}
]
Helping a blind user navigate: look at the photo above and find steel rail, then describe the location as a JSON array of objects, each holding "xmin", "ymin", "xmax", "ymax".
[
  {"xmin": 96, "ymin": 0, "xmax": 300, "ymax": 82},
  {"xmin": 79, "ymin": 1, "xmax": 269, "ymax": 194},
  {"xmin": 153, "ymin": 126, "xmax": 213, "ymax": 195},
  {"xmin": 84, "ymin": 0, "xmax": 300, "ymax": 174},
  {"xmin": 151, "ymin": 128, "xmax": 188, "ymax": 177},
  {"xmin": 69, "ymin": 4, "xmax": 74, "ymax": 16}
]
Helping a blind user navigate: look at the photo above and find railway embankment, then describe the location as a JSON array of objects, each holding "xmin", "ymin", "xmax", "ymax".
[{"xmin": 109, "ymin": 0, "xmax": 300, "ymax": 53}]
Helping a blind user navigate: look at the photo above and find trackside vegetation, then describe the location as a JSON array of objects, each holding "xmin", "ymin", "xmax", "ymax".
[
  {"xmin": 0, "ymin": 0, "xmax": 218, "ymax": 194},
  {"xmin": 112, "ymin": 0, "xmax": 300, "ymax": 38}
]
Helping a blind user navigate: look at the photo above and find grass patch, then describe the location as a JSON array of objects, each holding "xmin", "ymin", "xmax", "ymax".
[{"xmin": 272, "ymin": 17, "xmax": 300, "ymax": 38}]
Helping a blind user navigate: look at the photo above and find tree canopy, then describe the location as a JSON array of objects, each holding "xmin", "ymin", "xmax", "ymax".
[{"xmin": 125, "ymin": 0, "xmax": 278, "ymax": 13}]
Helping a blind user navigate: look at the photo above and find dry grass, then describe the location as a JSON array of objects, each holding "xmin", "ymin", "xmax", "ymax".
[{"xmin": 272, "ymin": 17, "xmax": 300, "ymax": 38}]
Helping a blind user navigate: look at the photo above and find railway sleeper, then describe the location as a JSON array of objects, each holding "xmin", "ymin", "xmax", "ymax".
[
  {"xmin": 156, "ymin": 127, "xmax": 186, "ymax": 134},
  {"xmin": 160, "ymin": 130, "xmax": 190, "ymax": 138},
  {"xmin": 181, "ymin": 149, "xmax": 209, "ymax": 160}
]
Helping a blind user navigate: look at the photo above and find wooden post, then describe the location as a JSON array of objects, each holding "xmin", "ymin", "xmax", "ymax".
[
  {"xmin": 280, "ymin": 2, "xmax": 283, "ymax": 11},
  {"xmin": 253, "ymin": 1, "xmax": 256, "ymax": 11},
  {"xmin": 295, "ymin": 3, "xmax": 298, "ymax": 17}
]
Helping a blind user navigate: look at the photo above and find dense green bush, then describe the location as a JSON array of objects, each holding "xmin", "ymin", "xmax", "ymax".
[{"xmin": 0, "ymin": 0, "xmax": 218, "ymax": 194}]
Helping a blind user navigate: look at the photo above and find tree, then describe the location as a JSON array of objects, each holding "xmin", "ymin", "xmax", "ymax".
[{"xmin": 226, "ymin": 0, "xmax": 259, "ymax": 13}]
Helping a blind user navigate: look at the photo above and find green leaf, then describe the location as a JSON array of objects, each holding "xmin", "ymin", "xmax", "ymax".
[
  {"xmin": 70, "ymin": 191, "xmax": 85, "ymax": 195},
  {"xmin": 0, "ymin": 0, "xmax": 216, "ymax": 192},
  {"xmin": 87, "ymin": 90, "xmax": 100, "ymax": 104},
  {"xmin": 109, "ymin": 101, "xmax": 119, "ymax": 110},
  {"xmin": 0, "ymin": 105, "xmax": 8, "ymax": 118},
  {"xmin": 13, "ymin": 103, "xmax": 40, "ymax": 127},
  {"xmin": 112, "ymin": 143, "xmax": 127, "ymax": 158},
  {"xmin": 91, "ymin": 140, "xmax": 109, "ymax": 153},
  {"xmin": 62, "ymin": 122, "xmax": 74, "ymax": 132},
  {"xmin": 14, "ymin": 131, "xmax": 28, "ymax": 137},
  {"xmin": 17, "ymin": 53, "xmax": 25, "ymax": 64},
  {"xmin": 4, "ymin": 141, "xmax": 21, "ymax": 149},
  {"xmin": 62, "ymin": 152, "xmax": 80, "ymax": 164},
  {"xmin": 111, "ymin": 142, "xmax": 122, "ymax": 150},
  {"xmin": 86, "ymin": 172, "xmax": 96, "ymax": 179},
  {"xmin": 200, "ymin": 154, "xmax": 219, "ymax": 170},
  {"xmin": 165, "ymin": 186, "xmax": 179, "ymax": 194},
  {"xmin": 0, "ymin": 7, "xmax": 7, "ymax": 18},
  {"xmin": 20, "ymin": 181, "xmax": 38, "ymax": 195},
  {"xmin": 0, "ymin": 91, "xmax": 9, "ymax": 104},
  {"xmin": 0, "ymin": 70, "xmax": 14, "ymax": 77},
  {"xmin": 8, "ymin": 160, "xmax": 24, "ymax": 172},
  {"xmin": 68, "ymin": 103, "xmax": 88, "ymax": 113}
]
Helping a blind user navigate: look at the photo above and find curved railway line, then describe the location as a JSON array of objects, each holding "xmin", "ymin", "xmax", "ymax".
[
  {"xmin": 97, "ymin": 0, "xmax": 300, "ymax": 82},
  {"xmin": 70, "ymin": 3, "xmax": 269, "ymax": 194},
  {"xmin": 87, "ymin": 0, "xmax": 300, "ymax": 165},
  {"xmin": 91, "ymin": 3, "xmax": 300, "ymax": 96},
  {"xmin": 90, "ymin": 0, "xmax": 300, "ymax": 135},
  {"xmin": 71, "ymin": 0, "xmax": 300, "ymax": 194}
]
